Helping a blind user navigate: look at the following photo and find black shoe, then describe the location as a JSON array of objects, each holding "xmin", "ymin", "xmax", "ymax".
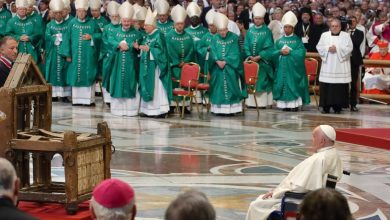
[
  {"xmin": 154, "ymin": 113, "xmax": 168, "ymax": 118},
  {"xmin": 106, "ymin": 103, "xmax": 111, "ymax": 108},
  {"xmin": 72, "ymin": 103, "xmax": 82, "ymax": 106},
  {"xmin": 291, "ymin": 107, "xmax": 299, "ymax": 112},
  {"xmin": 168, "ymin": 106, "xmax": 176, "ymax": 114},
  {"xmin": 61, "ymin": 97, "xmax": 70, "ymax": 103},
  {"xmin": 350, "ymin": 106, "xmax": 359, "ymax": 112},
  {"xmin": 183, "ymin": 107, "xmax": 191, "ymax": 114},
  {"xmin": 83, "ymin": 103, "xmax": 95, "ymax": 107},
  {"xmin": 52, "ymin": 97, "xmax": 59, "ymax": 102},
  {"xmin": 282, "ymin": 108, "xmax": 291, "ymax": 112}
]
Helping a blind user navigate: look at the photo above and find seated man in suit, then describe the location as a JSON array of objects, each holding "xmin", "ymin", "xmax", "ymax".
[
  {"xmin": 363, "ymin": 40, "xmax": 390, "ymax": 94},
  {"xmin": 0, "ymin": 158, "xmax": 37, "ymax": 220},
  {"xmin": 0, "ymin": 36, "xmax": 18, "ymax": 87},
  {"xmin": 245, "ymin": 125, "xmax": 343, "ymax": 220}
]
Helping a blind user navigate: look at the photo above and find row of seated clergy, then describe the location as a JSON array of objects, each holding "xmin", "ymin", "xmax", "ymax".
[
  {"xmin": 363, "ymin": 40, "xmax": 390, "ymax": 95},
  {"xmin": 245, "ymin": 125, "xmax": 343, "ymax": 220}
]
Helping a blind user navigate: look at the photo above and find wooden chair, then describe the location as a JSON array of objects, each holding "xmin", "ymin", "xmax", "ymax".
[
  {"xmin": 243, "ymin": 60, "xmax": 260, "ymax": 116},
  {"xmin": 172, "ymin": 63, "xmax": 201, "ymax": 118},
  {"xmin": 305, "ymin": 58, "xmax": 319, "ymax": 109}
]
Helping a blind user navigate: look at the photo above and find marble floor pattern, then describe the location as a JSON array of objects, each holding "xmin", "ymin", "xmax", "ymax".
[{"xmin": 49, "ymin": 99, "xmax": 390, "ymax": 220}]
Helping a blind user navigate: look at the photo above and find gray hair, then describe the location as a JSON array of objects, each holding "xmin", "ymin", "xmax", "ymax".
[
  {"xmin": 0, "ymin": 158, "xmax": 17, "ymax": 197},
  {"xmin": 90, "ymin": 197, "xmax": 135, "ymax": 220},
  {"xmin": 165, "ymin": 189, "xmax": 216, "ymax": 220}
]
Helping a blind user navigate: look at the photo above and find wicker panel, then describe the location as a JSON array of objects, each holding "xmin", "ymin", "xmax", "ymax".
[{"xmin": 77, "ymin": 147, "xmax": 105, "ymax": 195}]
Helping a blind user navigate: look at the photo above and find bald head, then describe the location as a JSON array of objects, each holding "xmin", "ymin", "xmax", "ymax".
[{"xmin": 0, "ymin": 158, "xmax": 19, "ymax": 203}]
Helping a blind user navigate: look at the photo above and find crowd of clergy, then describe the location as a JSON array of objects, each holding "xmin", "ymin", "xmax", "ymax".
[{"xmin": 1, "ymin": 0, "xmax": 389, "ymax": 117}]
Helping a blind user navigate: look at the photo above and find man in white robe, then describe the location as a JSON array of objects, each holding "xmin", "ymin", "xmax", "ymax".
[
  {"xmin": 245, "ymin": 125, "xmax": 343, "ymax": 220},
  {"xmin": 316, "ymin": 19, "xmax": 353, "ymax": 114}
]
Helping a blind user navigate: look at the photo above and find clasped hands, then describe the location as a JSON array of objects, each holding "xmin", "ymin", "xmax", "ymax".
[
  {"xmin": 328, "ymin": 45, "xmax": 337, "ymax": 53},
  {"xmin": 249, "ymin": 56, "xmax": 261, "ymax": 62},
  {"xmin": 19, "ymin": 35, "xmax": 30, "ymax": 42},
  {"xmin": 280, "ymin": 48, "xmax": 290, "ymax": 55},
  {"xmin": 216, "ymin": 60, "xmax": 226, "ymax": 69}
]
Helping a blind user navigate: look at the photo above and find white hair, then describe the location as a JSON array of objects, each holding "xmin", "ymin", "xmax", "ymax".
[
  {"xmin": 0, "ymin": 158, "xmax": 17, "ymax": 198},
  {"xmin": 90, "ymin": 197, "xmax": 135, "ymax": 220}
]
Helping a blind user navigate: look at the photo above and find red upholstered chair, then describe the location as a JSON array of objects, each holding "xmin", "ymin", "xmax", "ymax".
[
  {"xmin": 172, "ymin": 62, "xmax": 201, "ymax": 118},
  {"xmin": 305, "ymin": 58, "xmax": 319, "ymax": 109},
  {"xmin": 243, "ymin": 60, "xmax": 260, "ymax": 116}
]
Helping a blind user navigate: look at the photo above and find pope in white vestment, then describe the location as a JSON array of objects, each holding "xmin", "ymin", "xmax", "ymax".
[{"xmin": 245, "ymin": 125, "xmax": 343, "ymax": 220}]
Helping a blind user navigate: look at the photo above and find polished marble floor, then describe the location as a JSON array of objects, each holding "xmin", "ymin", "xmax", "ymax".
[{"xmin": 50, "ymin": 99, "xmax": 390, "ymax": 220}]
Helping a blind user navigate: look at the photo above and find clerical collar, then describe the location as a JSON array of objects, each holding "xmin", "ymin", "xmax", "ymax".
[
  {"xmin": 41, "ymin": 9, "xmax": 48, "ymax": 16},
  {"xmin": 149, "ymin": 29, "xmax": 158, "ymax": 35},
  {"xmin": 175, "ymin": 29, "xmax": 183, "ymax": 34},
  {"xmin": 317, "ymin": 146, "xmax": 334, "ymax": 153},
  {"xmin": 190, "ymin": 25, "xmax": 200, "ymax": 29},
  {"xmin": 0, "ymin": 55, "xmax": 12, "ymax": 69},
  {"xmin": 55, "ymin": 19, "xmax": 64, "ymax": 24},
  {"xmin": 255, "ymin": 24, "xmax": 263, "ymax": 29},
  {"xmin": 94, "ymin": 16, "xmax": 101, "ymax": 20},
  {"xmin": 65, "ymin": 14, "xmax": 70, "ymax": 21},
  {"xmin": 17, "ymin": 14, "xmax": 27, "ymax": 20},
  {"xmin": 78, "ymin": 18, "xmax": 86, "ymax": 22},
  {"xmin": 331, "ymin": 32, "xmax": 340, "ymax": 36},
  {"xmin": 158, "ymin": 20, "xmax": 167, "ymax": 24},
  {"xmin": 285, "ymin": 33, "xmax": 293, "ymax": 37}
]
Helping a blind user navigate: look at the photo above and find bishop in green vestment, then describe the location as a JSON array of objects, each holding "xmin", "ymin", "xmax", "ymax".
[
  {"xmin": 272, "ymin": 11, "xmax": 309, "ymax": 111},
  {"xmin": 99, "ymin": 1, "xmax": 120, "ymax": 105},
  {"xmin": 0, "ymin": 5, "xmax": 12, "ymax": 38},
  {"xmin": 108, "ymin": 2, "xmax": 142, "ymax": 116},
  {"xmin": 208, "ymin": 13, "xmax": 247, "ymax": 115},
  {"xmin": 6, "ymin": 1, "xmax": 41, "ymax": 63},
  {"xmin": 45, "ymin": 0, "xmax": 71, "ymax": 99},
  {"xmin": 139, "ymin": 8, "xmax": 170, "ymax": 117},
  {"xmin": 154, "ymin": 0, "xmax": 173, "ymax": 36},
  {"xmin": 243, "ymin": 2, "xmax": 274, "ymax": 108},
  {"xmin": 62, "ymin": 1, "xmax": 101, "ymax": 105}
]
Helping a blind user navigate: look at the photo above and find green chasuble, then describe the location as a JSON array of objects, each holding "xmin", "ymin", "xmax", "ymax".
[
  {"xmin": 100, "ymin": 23, "xmax": 119, "ymax": 89},
  {"xmin": 94, "ymin": 16, "xmax": 109, "ymax": 30},
  {"xmin": 0, "ymin": 8, "xmax": 11, "ymax": 38},
  {"xmin": 139, "ymin": 29, "xmax": 171, "ymax": 102},
  {"xmin": 62, "ymin": 17, "xmax": 102, "ymax": 87},
  {"xmin": 108, "ymin": 27, "xmax": 142, "ymax": 98},
  {"xmin": 196, "ymin": 31, "xmax": 215, "ymax": 77},
  {"xmin": 165, "ymin": 29, "xmax": 195, "ymax": 86},
  {"xmin": 156, "ymin": 20, "xmax": 174, "ymax": 36},
  {"xmin": 44, "ymin": 20, "xmax": 69, "ymax": 86},
  {"xmin": 272, "ymin": 34, "xmax": 310, "ymax": 104},
  {"xmin": 6, "ymin": 15, "xmax": 41, "ymax": 62},
  {"xmin": 208, "ymin": 32, "xmax": 247, "ymax": 105},
  {"xmin": 28, "ymin": 11, "xmax": 44, "ymax": 57},
  {"xmin": 244, "ymin": 24, "xmax": 274, "ymax": 93},
  {"xmin": 186, "ymin": 25, "xmax": 208, "ymax": 76}
]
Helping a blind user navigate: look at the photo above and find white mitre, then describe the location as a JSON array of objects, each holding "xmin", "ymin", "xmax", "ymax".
[
  {"xmin": 170, "ymin": 4, "xmax": 186, "ymax": 23},
  {"xmin": 118, "ymin": 1, "xmax": 134, "ymax": 19},
  {"xmin": 213, "ymin": 12, "xmax": 228, "ymax": 30},
  {"xmin": 205, "ymin": 9, "xmax": 215, "ymax": 25},
  {"xmin": 75, "ymin": 0, "xmax": 89, "ymax": 10},
  {"xmin": 144, "ymin": 8, "xmax": 158, "ymax": 26},
  {"xmin": 281, "ymin": 11, "xmax": 298, "ymax": 27},
  {"xmin": 107, "ymin": 1, "xmax": 120, "ymax": 16},
  {"xmin": 186, "ymin": 2, "xmax": 201, "ymax": 18},
  {"xmin": 49, "ymin": 0, "xmax": 65, "ymax": 12},
  {"xmin": 89, "ymin": 0, "xmax": 101, "ymax": 10},
  {"xmin": 252, "ymin": 2, "xmax": 266, "ymax": 18},
  {"xmin": 154, "ymin": 0, "xmax": 169, "ymax": 15}
]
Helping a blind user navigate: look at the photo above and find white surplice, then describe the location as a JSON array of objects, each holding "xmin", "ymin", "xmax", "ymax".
[
  {"xmin": 52, "ymin": 86, "xmax": 71, "ymax": 97},
  {"xmin": 140, "ymin": 56, "xmax": 170, "ymax": 116},
  {"xmin": 72, "ymin": 86, "xmax": 95, "ymax": 105},
  {"xmin": 246, "ymin": 92, "xmax": 273, "ymax": 107},
  {"xmin": 316, "ymin": 31, "xmax": 353, "ymax": 84},
  {"xmin": 245, "ymin": 147, "xmax": 343, "ymax": 220},
  {"xmin": 111, "ymin": 92, "xmax": 140, "ymax": 117}
]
